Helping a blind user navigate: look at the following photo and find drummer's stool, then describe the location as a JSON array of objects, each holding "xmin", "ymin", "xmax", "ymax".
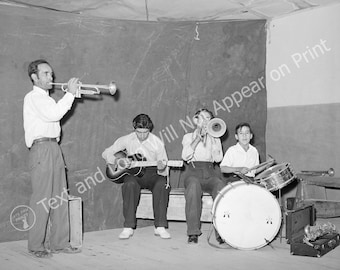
[{"xmin": 136, "ymin": 188, "xmax": 213, "ymax": 221}]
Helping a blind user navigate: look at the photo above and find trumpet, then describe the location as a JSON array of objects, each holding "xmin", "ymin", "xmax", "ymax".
[
  {"xmin": 300, "ymin": 168, "xmax": 335, "ymax": 177},
  {"xmin": 50, "ymin": 81, "xmax": 117, "ymax": 98},
  {"xmin": 206, "ymin": 118, "xmax": 227, "ymax": 138}
]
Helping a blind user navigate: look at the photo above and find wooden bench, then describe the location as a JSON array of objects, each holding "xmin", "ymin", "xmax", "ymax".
[{"xmin": 136, "ymin": 188, "xmax": 213, "ymax": 222}]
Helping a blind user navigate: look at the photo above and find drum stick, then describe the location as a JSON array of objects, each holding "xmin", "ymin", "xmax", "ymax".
[
  {"xmin": 267, "ymin": 154, "xmax": 275, "ymax": 161},
  {"xmin": 235, "ymin": 172, "xmax": 254, "ymax": 184},
  {"xmin": 235, "ymin": 172, "xmax": 264, "ymax": 188},
  {"xmin": 249, "ymin": 159, "xmax": 273, "ymax": 171}
]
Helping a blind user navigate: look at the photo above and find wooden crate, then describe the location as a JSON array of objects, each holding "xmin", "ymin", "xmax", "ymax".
[
  {"xmin": 295, "ymin": 176, "xmax": 340, "ymax": 218},
  {"xmin": 69, "ymin": 196, "xmax": 82, "ymax": 248},
  {"xmin": 136, "ymin": 188, "xmax": 213, "ymax": 222}
]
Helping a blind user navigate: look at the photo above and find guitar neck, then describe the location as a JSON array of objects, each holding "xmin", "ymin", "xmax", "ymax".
[{"xmin": 130, "ymin": 160, "xmax": 182, "ymax": 168}]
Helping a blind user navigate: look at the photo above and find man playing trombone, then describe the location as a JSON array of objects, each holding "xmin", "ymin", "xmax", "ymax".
[{"xmin": 181, "ymin": 108, "xmax": 225, "ymax": 244}]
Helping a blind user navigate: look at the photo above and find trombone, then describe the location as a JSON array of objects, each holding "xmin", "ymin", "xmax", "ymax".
[
  {"xmin": 300, "ymin": 168, "xmax": 335, "ymax": 177},
  {"xmin": 201, "ymin": 118, "xmax": 227, "ymax": 145},
  {"xmin": 50, "ymin": 81, "xmax": 117, "ymax": 98},
  {"xmin": 206, "ymin": 118, "xmax": 227, "ymax": 138}
]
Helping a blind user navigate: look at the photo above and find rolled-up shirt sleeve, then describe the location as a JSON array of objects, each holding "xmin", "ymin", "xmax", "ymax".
[{"xmin": 102, "ymin": 136, "xmax": 126, "ymax": 164}]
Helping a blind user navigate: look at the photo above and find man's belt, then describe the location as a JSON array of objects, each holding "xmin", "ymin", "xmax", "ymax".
[
  {"xmin": 189, "ymin": 161, "xmax": 214, "ymax": 168},
  {"xmin": 32, "ymin": 137, "xmax": 57, "ymax": 145}
]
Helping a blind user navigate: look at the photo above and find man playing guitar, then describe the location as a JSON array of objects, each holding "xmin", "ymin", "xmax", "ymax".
[{"xmin": 102, "ymin": 114, "xmax": 171, "ymax": 239}]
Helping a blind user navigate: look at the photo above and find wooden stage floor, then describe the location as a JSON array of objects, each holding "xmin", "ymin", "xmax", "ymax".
[{"xmin": 1, "ymin": 218, "xmax": 340, "ymax": 270}]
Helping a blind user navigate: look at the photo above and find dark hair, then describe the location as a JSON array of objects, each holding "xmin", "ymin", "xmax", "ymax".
[
  {"xmin": 194, "ymin": 108, "xmax": 214, "ymax": 119},
  {"xmin": 28, "ymin": 59, "xmax": 50, "ymax": 83},
  {"xmin": 132, "ymin": 114, "xmax": 154, "ymax": 131},
  {"xmin": 235, "ymin": 122, "xmax": 253, "ymax": 134}
]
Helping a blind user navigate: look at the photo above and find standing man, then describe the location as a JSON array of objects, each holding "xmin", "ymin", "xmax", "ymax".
[
  {"xmin": 181, "ymin": 108, "xmax": 225, "ymax": 244},
  {"xmin": 23, "ymin": 59, "xmax": 81, "ymax": 258},
  {"xmin": 102, "ymin": 114, "xmax": 171, "ymax": 240}
]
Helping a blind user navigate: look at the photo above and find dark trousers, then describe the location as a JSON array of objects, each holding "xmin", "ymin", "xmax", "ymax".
[
  {"xmin": 121, "ymin": 168, "xmax": 170, "ymax": 228},
  {"xmin": 28, "ymin": 141, "xmax": 70, "ymax": 252},
  {"xmin": 182, "ymin": 162, "xmax": 225, "ymax": 236}
]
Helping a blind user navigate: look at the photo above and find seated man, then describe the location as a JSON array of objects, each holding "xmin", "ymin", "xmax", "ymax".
[
  {"xmin": 102, "ymin": 114, "xmax": 171, "ymax": 239},
  {"xmin": 181, "ymin": 108, "xmax": 225, "ymax": 244}
]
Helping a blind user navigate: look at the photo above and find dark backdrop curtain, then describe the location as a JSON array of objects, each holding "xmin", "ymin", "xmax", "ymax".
[{"xmin": 0, "ymin": 5, "xmax": 266, "ymax": 240}]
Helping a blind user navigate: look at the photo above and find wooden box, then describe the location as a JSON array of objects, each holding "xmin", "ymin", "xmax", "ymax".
[
  {"xmin": 287, "ymin": 205, "xmax": 340, "ymax": 257},
  {"xmin": 295, "ymin": 176, "xmax": 340, "ymax": 218},
  {"xmin": 69, "ymin": 196, "xmax": 83, "ymax": 248},
  {"xmin": 136, "ymin": 188, "xmax": 213, "ymax": 222}
]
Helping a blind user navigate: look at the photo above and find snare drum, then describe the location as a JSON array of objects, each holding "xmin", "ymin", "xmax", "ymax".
[
  {"xmin": 254, "ymin": 163, "xmax": 296, "ymax": 192},
  {"xmin": 212, "ymin": 181, "xmax": 282, "ymax": 250}
]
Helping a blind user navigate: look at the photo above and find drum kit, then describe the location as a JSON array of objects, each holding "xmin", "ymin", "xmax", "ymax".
[
  {"xmin": 212, "ymin": 159, "xmax": 336, "ymax": 250},
  {"xmin": 212, "ymin": 159, "xmax": 298, "ymax": 250}
]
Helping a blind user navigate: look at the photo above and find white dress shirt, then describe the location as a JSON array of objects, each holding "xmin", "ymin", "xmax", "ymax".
[
  {"xmin": 23, "ymin": 86, "xmax": 75, "ymax": 148},
  {"xmin": 181, "ymin": 130, "xmax": 223, "ymax": 163},
  {"xmin": 220, "ymin": 142, "xmax": 259, "ymax": 177},
  {"xmin": 102, "ymin": 132, "xmax": 169, "ymax": 176}
]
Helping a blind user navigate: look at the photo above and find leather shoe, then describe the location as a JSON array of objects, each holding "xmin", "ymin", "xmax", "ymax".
[
  {"xmin": 29, "ymin": 250, "xmax": 52, "ymax": 258},
  {"xmin": 188, "ymin": 235, "xmax": 198, "ymax": 244},
  {"xmin": 51, "ymin": 246, "xmax": 81, "ymax": 254}
]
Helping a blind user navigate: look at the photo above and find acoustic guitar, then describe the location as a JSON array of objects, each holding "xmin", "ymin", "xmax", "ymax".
[{"xmin": 106, "ymin": 151, "xmax": 183, "ymax": 183}]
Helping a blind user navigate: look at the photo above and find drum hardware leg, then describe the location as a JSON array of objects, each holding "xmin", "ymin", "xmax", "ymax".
[
  {"xmin": 207, "ymin": 220, "xmax": 230, "ymax": 249},
  {"xmin": 264, "ymin": 238, "xmax": 275, "ymax": 250},
  {"xmin": 278, "ymin": 188, "xmax": 286, "ymax": 243}
]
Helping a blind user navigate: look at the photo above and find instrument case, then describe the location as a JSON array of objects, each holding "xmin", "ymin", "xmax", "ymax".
[{"xmin": 286, "ymin": 205, "xmax": 340, "ymax": 257}]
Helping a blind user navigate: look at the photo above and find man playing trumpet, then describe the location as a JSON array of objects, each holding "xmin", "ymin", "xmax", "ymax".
[
  {"xmin": 23, "ymin": 59, "xmax": 81, "ymax": 258},
  {"xmin": 181, "ymin": 108, "xmax": 225, "ymax": 244}
]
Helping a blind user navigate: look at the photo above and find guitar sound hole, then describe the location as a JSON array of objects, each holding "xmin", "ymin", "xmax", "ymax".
[{"xmin": 118, "ymin": 159, "xmax": 128, "ymax": 168}]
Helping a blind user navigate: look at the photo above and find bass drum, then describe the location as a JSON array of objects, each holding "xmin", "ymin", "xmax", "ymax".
[{"xmin": 212, "ymin": 181, "xmax": 282, "ymax": 250}]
